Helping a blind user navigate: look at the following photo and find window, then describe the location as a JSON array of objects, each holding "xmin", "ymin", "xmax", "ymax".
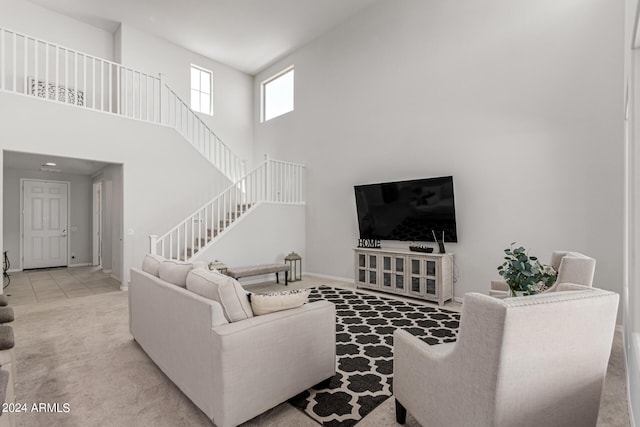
[
  {"xmin": 191, "ymin": 65, "xmax": 213, "ymax": 115},
  {"xmin": 261, "ymin": 66, "xmax": 294, "ymax": 122}
]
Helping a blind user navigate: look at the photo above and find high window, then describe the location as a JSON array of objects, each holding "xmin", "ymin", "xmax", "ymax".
[
  {"xmin": 261, "ymin": 66, "xmax": 294, "ymax": 122},
  {"xmin": 191, "ymin": 65, "xmax": 213, "ymax": 115}
]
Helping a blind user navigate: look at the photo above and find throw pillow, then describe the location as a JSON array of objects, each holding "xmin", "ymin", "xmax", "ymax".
[
  {"xmin": 186, "ymin": 269, "xmax": 253, "ymax": 322},
  {"xmin": 141, "ymin": 254, "xmax": 166, "ymax": 277},
  {"xmin": 249, "ymin": 288, "xmax": 311, "ymax": 316},
  {"xmin": 159, "ymin": 260, "xmax": 194, "ymax": 288}
]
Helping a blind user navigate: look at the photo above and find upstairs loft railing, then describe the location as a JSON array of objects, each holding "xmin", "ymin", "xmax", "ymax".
[
  {"xmin": 0, "ymin": 26, "xmax": 245, "ymax": 182},
  {"xmin": 150, "ymin": 156, "xmax": 305, "ymax": 261}
]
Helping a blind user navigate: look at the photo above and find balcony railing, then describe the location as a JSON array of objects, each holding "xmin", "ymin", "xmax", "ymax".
[{"xmin": 0, "ymin": 26, "xmax": 245, "ymax": 182}]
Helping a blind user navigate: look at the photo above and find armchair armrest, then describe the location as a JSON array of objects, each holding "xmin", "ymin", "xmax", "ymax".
[
  {"xmin": 211, "ymin": 300, "xmax": 336, "ymax": 427},
  {"xmin": 394, "ymin": 329, "xmax": 458, "ymax": 425},
  {"xmin": 490, "ymin": 279, "xmax": 510, "ymax": 296}
]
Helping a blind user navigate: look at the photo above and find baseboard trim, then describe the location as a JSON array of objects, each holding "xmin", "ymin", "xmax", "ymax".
[
  {"xmin": 102, "ymin": 269, "xmax": 112, "ymax": 274},
  {"xmin": 6, "ymin": 268, "xmax": 21, "ymax": 273},
  {"xmin": 69, "ymin": 263, "xmax": 90, "ymax": 268},
  {"xmin": 453, "ymin": 296, "xmax": 463, "ymax": 304},
  {"xmin": 304, "ymin": 272, "xmax": 352, "ymax": 284}
]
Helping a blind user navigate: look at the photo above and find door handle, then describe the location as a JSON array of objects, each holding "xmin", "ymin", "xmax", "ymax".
[{"xmin": 61, "ymin": 229, "xmax": 67, "ymax": 238}]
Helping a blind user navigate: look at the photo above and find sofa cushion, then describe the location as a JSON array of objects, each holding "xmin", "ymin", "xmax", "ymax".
[
  {"xmin": 186, "ymin": 269, "xmax": 253, "ymax": 322},
  {"xmin": 159, "ymin": 260, "xmax": 194, "ymax": 288},
  {"xmin": 142, "ymin": 254, "xmax": 166, "ymax": 277},
  {"xmin": 249, "ymin": 288, "xmax": 311, "ymax": 316}
]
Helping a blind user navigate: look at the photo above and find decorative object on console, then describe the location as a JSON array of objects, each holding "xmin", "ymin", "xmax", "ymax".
[
  {"xmin": 357, "ymin": 238, "xmax": 381, "ymax": 248},
  {"xmin": 284, "ymin": 252, "xmax": 302, "ymax": 281},
  {"xmin": 208, "ymin": 259, "xmax": 228, "ymax": 274},
  {"xmin": 431, "ymin": 230, "xmax": 446, "ymax": 254},
  {"xmin": 496, "ymin": 243, "xmax": 557, "ymax": 297},
  {"xmin": 409, "ymin": 243, "xmax": 433, "ymax": 253}
]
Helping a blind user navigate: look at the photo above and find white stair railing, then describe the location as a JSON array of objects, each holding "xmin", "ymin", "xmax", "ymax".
[
  {"xmin": 160, "ymin": 83, "xmax": 245, "ymax": 182},
  {"xmin": 0, "ymin": 26, "xmax": 245, "ymax": 182},
  {"xmin": 149, "ymin": 156, "xmax": 305, "ymax": 261}
]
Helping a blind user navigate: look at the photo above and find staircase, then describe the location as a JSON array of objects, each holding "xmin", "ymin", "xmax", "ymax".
[
  {"xmin": 0, "ymin": 26, "xmax": 305, "ymax": 263},
  {"xmin": 150, "ymin": 156, "xmax": 305, "ymax": 261}
]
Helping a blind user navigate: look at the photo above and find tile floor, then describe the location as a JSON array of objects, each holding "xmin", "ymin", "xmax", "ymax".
[{"xmin": 2, "ymin": 266, "xmax": 121, "ymax": 306}]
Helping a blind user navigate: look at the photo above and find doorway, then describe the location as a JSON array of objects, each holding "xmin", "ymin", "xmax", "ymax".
[
  {"xmin": 92, "ymin": 181, "xmax": 102, "ymax": 267},
  {"xmin": 22, "ymin": 179, "xmax": 69, "ymax": 269}
]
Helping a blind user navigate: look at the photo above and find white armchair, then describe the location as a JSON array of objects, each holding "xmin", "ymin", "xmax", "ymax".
[
  {"xmin": 393, "ymin": 285, "xmax": 618, "ymax": 427},
  {"xmin": 490, "ymin": 251, "xmax": 596, "ymax": 296}
]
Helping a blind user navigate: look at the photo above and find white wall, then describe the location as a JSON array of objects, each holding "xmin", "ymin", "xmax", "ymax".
[
  {"xmin": 625, "ymin": 0, "xmax": 640, "ymax": 423},
  {"xmin": 194, "ymin": 203, "xmax": 305, "ymax": 283},
  {"xmin": 118, "ymin": 23, "xmax": 254, "ymax": 165},
  {"xmin": 253, "ymin": 0, "xmax": 625, "ymax": 314},
  {"xmin": 2, "ymin": 168, "xmax": 92, "ymax": 268},
  {"xmin": 0, "ymin": 92, "xmax": 231, "ymax": 285},
  {"xmin": 0, "ymin": 0, "xmax": 114, "ymax": 60}
]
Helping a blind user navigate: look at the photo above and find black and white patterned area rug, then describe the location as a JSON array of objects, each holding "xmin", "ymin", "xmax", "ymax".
[{"xmin": 288, "ymin": 285, "xmax": 460, "ymax": 426}]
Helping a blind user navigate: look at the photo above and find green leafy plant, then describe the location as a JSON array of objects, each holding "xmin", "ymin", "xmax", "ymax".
[{"xmin": 497, "ymin": 243, "xmax": 557, "ymax": 296}]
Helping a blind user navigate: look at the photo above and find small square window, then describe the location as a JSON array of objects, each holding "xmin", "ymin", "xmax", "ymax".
[
  {"xmin": 190, "ymin": 65, "xmax": 213, "ymax": 115},
  {"xmin": 261, "ymin": 66, "xmax": 294, "ymax": 122}
]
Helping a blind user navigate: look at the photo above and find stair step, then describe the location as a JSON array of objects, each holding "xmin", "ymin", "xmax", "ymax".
[
  {"xmin": 185, "ymin": 247, "xmax": 198, "ymax": 257},
  {"xmin": 227, "ymin": 211, "xmax": 242, "ymax": 220}
]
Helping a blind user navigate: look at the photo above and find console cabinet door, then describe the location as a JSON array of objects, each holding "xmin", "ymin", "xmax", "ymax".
[
  {"xmin": 355, "ymin": 252, "xmax": 379, "ymax": 288},
  {"xmin": 355, "ymin": 250, "xmax": 452, "ymax": 305}
]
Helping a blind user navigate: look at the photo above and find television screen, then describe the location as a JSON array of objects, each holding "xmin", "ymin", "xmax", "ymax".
[{"xmin": 354, "ymin": 176, "xmax": 458, "ymax": 242}]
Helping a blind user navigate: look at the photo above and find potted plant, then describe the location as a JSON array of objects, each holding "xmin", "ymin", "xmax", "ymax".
[{"xmin": 497, "ymin": 243, "xmax": 557, "ymax": 296}]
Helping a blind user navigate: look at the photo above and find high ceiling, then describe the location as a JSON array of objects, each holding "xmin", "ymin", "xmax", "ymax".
[
  {"xmin": 4, "ymin": 151, "xmax": 111, "ymax": 175},
  {"xmin": 26, "ymin": 0, "xmax": 379, "ymax": 74}
]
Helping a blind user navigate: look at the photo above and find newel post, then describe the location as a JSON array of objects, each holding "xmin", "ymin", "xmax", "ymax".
[
  {"xmin": 149, "ymin": 235, "xmax": 158, "ymax": 255},
  {"xmin": 264, "ymin": 153, "xmax": 271, "ymax": 202}
]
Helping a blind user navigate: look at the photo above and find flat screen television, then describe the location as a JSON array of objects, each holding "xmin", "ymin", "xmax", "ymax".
[{"xmin": 354, "ymin": 176, "xmax": 458, "ymax": 242}]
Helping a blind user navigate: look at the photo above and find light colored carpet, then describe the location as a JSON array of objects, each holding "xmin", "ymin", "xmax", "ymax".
[{"xmin": 10, "ymin": 277, "xmax": 630, "ymax": 426}]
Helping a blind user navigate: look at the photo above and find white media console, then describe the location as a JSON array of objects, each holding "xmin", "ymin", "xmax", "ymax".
[{"xmin": 354, "ymin": 247, "xmax": 453, "ymax": 306}]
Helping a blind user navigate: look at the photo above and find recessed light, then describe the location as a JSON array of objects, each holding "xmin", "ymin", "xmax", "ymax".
[{"xmin": 44, "ymin": 162, "xmax": 56, "ymax": 166}]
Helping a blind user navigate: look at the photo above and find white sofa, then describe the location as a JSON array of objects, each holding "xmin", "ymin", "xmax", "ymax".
[{"xmin": 129, "ymin": 267, "xmax": 336, "ymax": 427}]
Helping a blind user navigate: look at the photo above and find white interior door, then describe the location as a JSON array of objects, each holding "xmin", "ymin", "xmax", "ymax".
[{"xmin": 23, "ymin": 180, "xmax": 69, "ymax": 269}]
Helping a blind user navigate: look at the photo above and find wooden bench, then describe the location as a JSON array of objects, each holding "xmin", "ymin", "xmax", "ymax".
[{"xmin": 226, "ymin": 264, "xmax": 290, "ymax": 285}]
